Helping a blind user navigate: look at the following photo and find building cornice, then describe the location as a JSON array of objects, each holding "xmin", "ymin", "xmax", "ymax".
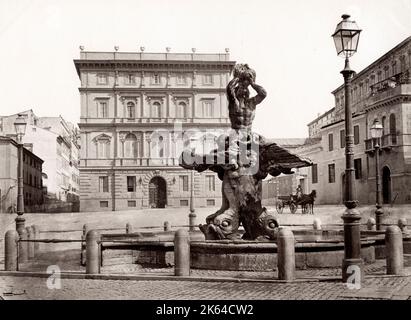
[
  {"xmin": 78, "ymin": 122, "xmax": 231, "ymax": 129},
  {"xmin": 74, "ymin": 60, "xmax": 236, "ymax": 78},
  {"xmin": 307, "ymin": 107, "xmax": 336, "ymax": 126},
  {"xmin": 321, "ymin": 111, "xmax": 366, "ymax": 130},
  {"xmin": 365, "ymin": 94, "xmax": 411, "ymax": 112},
  {"xmin": 78, "ymin": 87, "xmax": 227, "ymax": 93},
  {"xmin": 331, "ymin": 36, "xmax": 411, "ymax": 95}
]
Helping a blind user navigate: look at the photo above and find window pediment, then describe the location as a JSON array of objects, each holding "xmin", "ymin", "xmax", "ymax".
[{"xmin": 93, "ymin": 133, "xmax": 111, "ymax": 143}]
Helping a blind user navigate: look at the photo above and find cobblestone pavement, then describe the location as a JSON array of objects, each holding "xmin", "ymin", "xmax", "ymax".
[
  {"xmin": 14, "ymin": 249, "xmax": 390, "ymax": 279},
  {"xmin": 2, "ymin": 205, "xmax": 411, "ymax": 299},
  {"xmin": 1, "ymin": 274, "xmax": 411, "ymax": 300}
]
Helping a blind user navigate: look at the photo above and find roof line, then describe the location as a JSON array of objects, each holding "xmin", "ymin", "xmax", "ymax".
[{"xmin": 332, "ymin": 35, "xmax": 411, "ymax": 94}]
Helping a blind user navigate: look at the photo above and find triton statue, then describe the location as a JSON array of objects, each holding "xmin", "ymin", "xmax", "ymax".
[{"xmin": 180, "ymin": 64, "xmax": 311, "ymax": 240}]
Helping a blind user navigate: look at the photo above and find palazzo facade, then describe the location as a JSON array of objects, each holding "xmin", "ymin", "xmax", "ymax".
[{"xmin": 74, "ymin": 49, "xmax": 235, "ymax": 211}]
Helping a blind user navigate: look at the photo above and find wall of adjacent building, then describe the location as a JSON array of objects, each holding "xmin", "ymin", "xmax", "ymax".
[{"xmin": 0, "ymin": 140, "xmax": 18, "ymax": 213}]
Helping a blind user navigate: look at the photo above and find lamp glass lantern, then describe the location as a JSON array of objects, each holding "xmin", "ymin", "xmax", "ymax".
[
  {"xmin": 370, "ymin": 119, "xmax": 384, "ymax": 140},
  {"xmin": 332, "ymin": 14, "xmax": 362, "ymax": 58},
  {"xmin": 14, "ymin": 114, "xmax": 27, "ymax": 141}
]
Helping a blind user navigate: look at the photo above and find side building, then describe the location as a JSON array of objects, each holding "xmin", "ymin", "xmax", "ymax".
[
  {"xmin": 74, "ymin": 49, "xmax": 235, "ymax": 211},
  {"xmin": 0, "ymin": 110, "xmax": 80, "ymax": 211},
  {"xmin": 0, "ymin": 136, "xmax": 44, "ymax": 213},
  {"xmin": 296, "ymin": 36, "xmax": 411, "ymax": 205}
]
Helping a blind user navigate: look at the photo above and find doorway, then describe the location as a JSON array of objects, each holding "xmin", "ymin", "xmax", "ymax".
[
  {"xmin": 148, "ymin": 176, "xmax": 167, "ymax": 208},
  {"xmin": 382, "ymin": 166, "xmax": 391, "ymax": 204}
]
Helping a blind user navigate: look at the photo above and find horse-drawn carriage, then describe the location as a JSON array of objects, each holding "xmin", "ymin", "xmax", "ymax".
[{"xmin": 275, "ymin": 190, "xmax": 316, "ymax": 214}]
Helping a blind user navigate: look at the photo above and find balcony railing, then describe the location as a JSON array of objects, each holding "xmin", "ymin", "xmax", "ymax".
[
  {"xmin": 370, "ymin": 71, "xmax": 410, "ymax": 96},
  {"xmin": 365, "ymin": 133, "xmax": 399, "ymax": 153},
  {"xmin": 80, "ymin": 157, "xmax": 180, "ymax": 167}
]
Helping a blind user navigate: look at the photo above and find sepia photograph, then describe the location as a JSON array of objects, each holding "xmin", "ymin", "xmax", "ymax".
[{"xmin": 1, "ymin": 0, "xmax": 411, "ymax": 310}]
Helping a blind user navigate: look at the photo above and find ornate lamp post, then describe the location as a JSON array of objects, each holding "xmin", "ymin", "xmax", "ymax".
[
  {"xmin": 370, "ymin": 119, "xmax": 384, "ymax": 230},
  {"xmin": 332, "ymin": 14, "xmax": 363, "ymax": 283},
  {"xmin": 14, "ymin": 114, "xmax": 27, "ymax": 234}
]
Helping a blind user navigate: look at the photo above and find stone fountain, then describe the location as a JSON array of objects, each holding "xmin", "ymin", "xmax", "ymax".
[{"xmin": 180, "ymin": 64, "xmax": 312, "ymax": 241}]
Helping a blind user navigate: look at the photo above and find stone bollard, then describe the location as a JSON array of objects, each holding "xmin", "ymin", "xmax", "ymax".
[
  {"xmin": 174, "ymin": 229, "xmax": 190, "ymax": 276},
  {"xmin": 188, "ymin": 213, "xmax": 197, "ymax": 232},
  {"xmin": 164, "ymin": 221, "xmax": 171, "ymax": 232},
  {"xmin": 398, "ymin": 218, "xmax": 408, "ymax": 233},
  {"xmin": 385, "ymin": 226, "xmax": 403, "ymax": 275},
  {"xmin": 367, "ymin": 218, "xmax": 376, "ymax": 231},
  {"xmin": 81, "ymin": 224, "xmax": 89, "ymax": 266},
  {"xmin": 18, "ymin": 228, "xmax": 28, "ymax": 263},
  {"xmin": 277, "ymin": 227, "xmax": 295, "ymax": 281},
  {"xmin": 126, "ymin": 223, "xmax": 133, "ymax": 234},
  {"xmin": 86, "ymin": 230, "xmax": 101, "ymax": 274},
  {"xmin": 26, "ymin": 226, "xmax": 35, "ymax": 259},
  {"xmin": 313, "ymin": 218, "xmax": 322, "ymax": 230},
  {"xmin": 32, "ymin": 225, "xmax": 40, "ymax": 253},
  {"xmin": 5, "ymin": 230, "xmax": 19, "ymax": 271}
]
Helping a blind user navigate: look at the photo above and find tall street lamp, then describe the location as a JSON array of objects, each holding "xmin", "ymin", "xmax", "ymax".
[
  {"xmin": 370, "ymin": 119, "xmax": 384, "ymax": 230},
  {"xmin": 14, "ymin": 114, "xmax": 27, "ymax": 234},
  {"xmin": 332, "ymin": 14, "xmax": 363, "ymax": 283}
]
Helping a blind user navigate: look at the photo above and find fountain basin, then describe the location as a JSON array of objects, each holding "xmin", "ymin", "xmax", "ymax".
[
  {"xmin": 190, "ymin": 239, "xmax": 376, "ymax": 271},
  {"xmin": 102, "ymin": 229, "xmax": 410, "ymax": 271}
]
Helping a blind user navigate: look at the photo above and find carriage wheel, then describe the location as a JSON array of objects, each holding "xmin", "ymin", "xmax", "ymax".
[
  {"xmin": 289, "ymin": 203, "xmax": 297, "ymax": 214},
  {"xmin": 276, "ymin": 202, "xmax": 284, "ymax": 214}
]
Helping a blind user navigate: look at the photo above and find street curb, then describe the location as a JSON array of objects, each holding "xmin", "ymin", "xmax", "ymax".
[
  {"xmin": 0, "ymin": 270, "xmax": 409, "ymax": 284},
  {"xmin": 0, "ymin": 270, "xmax": 323, "ymax": 283}
]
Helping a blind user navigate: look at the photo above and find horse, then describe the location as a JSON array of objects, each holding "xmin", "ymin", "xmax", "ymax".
[{"xmin": 298, "ymin": 190, "xmax": 317, "ymax": 214}]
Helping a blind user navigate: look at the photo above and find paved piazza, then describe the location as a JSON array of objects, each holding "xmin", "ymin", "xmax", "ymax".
[
  {"xmin": 1, "ymin": 205, "xmax": 411, "ymax": 300},
  {"xmin": 1, "ymin": 275, "xmax": 411, "ymax": 300}
]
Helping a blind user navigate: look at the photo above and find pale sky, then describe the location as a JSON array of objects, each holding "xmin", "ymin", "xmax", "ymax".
[{"xmin": 1, "ymin": 0, "xmax": 410, "ymax": 138}]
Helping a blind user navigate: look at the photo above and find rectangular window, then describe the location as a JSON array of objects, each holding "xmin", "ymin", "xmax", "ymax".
[
  {"xmin": 206, "ymin": 199, "xmax": 215, "ymax": 206},
  {"xmin": 98, "ymin": 101, "xmax": 108, "ymax": 118},
  {"xmin": 328, "ymin": 133, "xmax": 334, "ymax": 151},
  {"xmin": 127, "ymin": 176, "xmax": 136, "ymax": 192},
  {"xmin": 202, "ymin": 100, "xmax": 213, "ymax": 118},
  {"xmin": 126, "ymin": 74, "xmax": 135, "ymax": 84},
  {"xmin": 100, "ymin": 201, "xmax": 109, "ymax": 208},
  {"xmin": 180, "ymin": 199, "xmax": 189, "ymax": 206},
  {"xmin": 206, "ymin": 175, "xmax": 215, "ymax": 192},
  {"xmin": 354, "ymin": 125, "xmax": 360, "ymax": 145},
  {"xmin": 354, "ymin": 158, "xmax": 362, "ymax": 180},
  {"xmin": 180, "ymin": 175, "xmax": 189, "ymax": 192},
  {"xmin": 203, "ymin": 74, "xmax": 213, "ymax": 85},
  {"xmin": 328, "ymin": 164, "xmax": 335, "ymax": 183},
  {"xmin": 128, "ymin": 200, "xmax": 136, "ymax": 207},
  {"xmin": 340, "ymin": 130, "xmax": 345, "ymax": 148},
  {"xmin": 97, "ymin": 141, "xmax": 109, "ymax": 158},
  {"xmin": 312, "ymin": 164, "xmax": 318, "ymax": 184},
  {"xmin": 99, "ymin": 176, "xmax": 109, "ymax": 193},
  {"xmin": 177, "ymin": 73, "xmax": 186, "ymax": 85},
  {"xmin": 97, "ymin": 74, "xmax": 108, "ymax": 85}
]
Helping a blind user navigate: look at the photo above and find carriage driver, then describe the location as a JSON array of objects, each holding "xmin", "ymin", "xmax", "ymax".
[{"xmin": 296, "ymin": 185, "xmax": 303, "ymax": 200}]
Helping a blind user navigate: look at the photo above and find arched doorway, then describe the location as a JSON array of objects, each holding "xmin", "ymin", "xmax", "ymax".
[
  {"xmin": 148, "ymin": 176, "xmax": 167, "ymax": 208},
  {"xmin": 382, "ymin": 166, "xmax": 391, "ymax": 204}
]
